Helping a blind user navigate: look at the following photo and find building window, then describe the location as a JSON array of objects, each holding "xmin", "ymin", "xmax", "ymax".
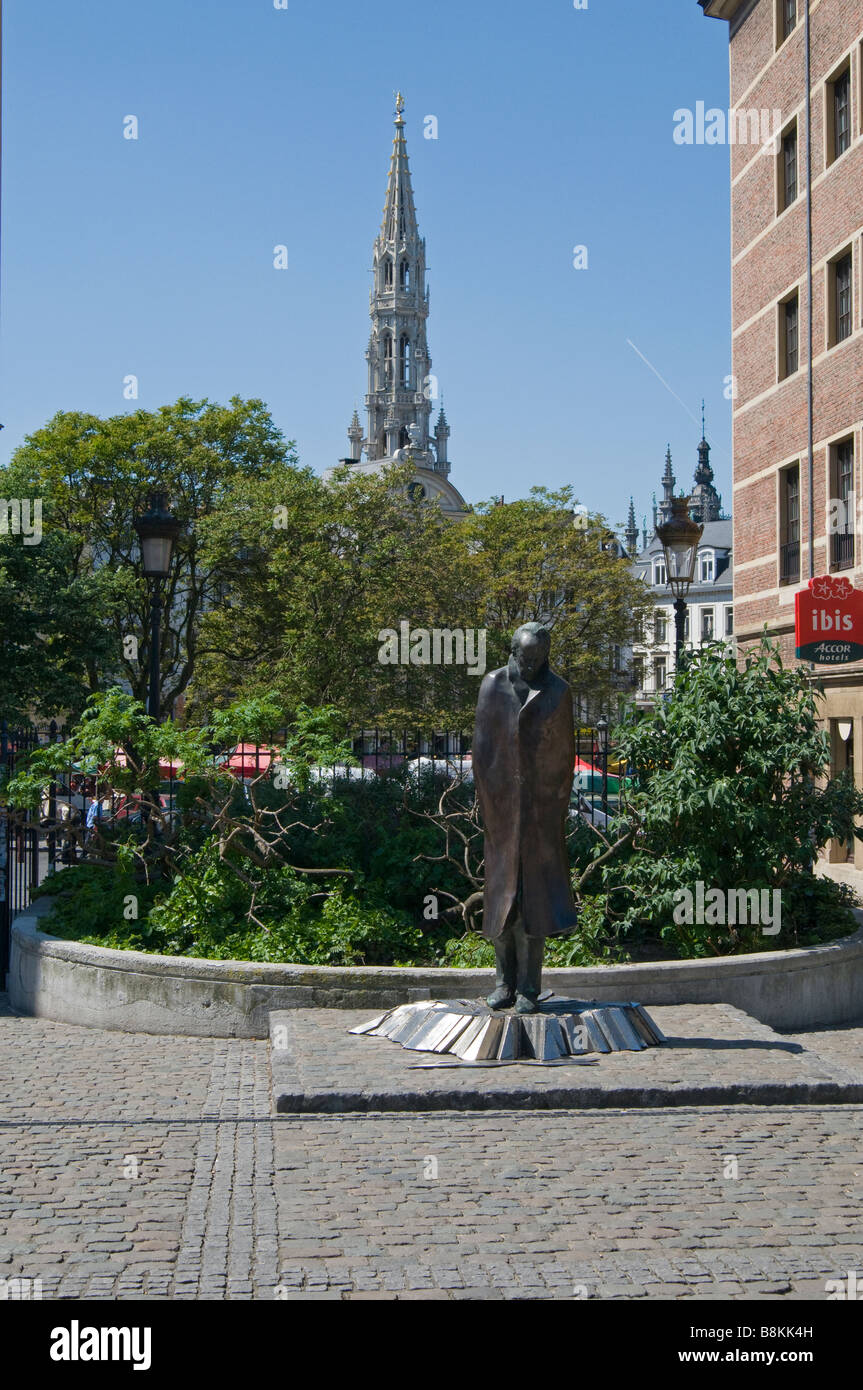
[
  {"xmin": 781, "ymin": 291, "xmax": 799, "ymax": 378},
  {"xmin": 780, "ymin": 462, "xmax": 800, "ymax": 584},
  {"xmin": 832, "ymin": 252, "xmax": 853, "ymax": 344},
  {"xmin": 829, "ymin": 67, "xmax": 852, "ymax": 164},
  {"xmin": 400, "ymin": 336, "xmax": 411, "ymax": 388},
  {"xmin": 654, "ymin": 658, "xmax": 667, "ymax": 691},
  {"xmin": 654, "ymin": 612, "xmax": 667, "ymax": 643},
  {"xmin": 700, "ymin": 551, "xmax": 715, "ymax": 582},
  {"xmin": 653, "ymin": 558, "xmax": 667, "ymax": 586},
  {"xmin": 779, "ymin": 122, "xmax": 797, "ymax": 211},
  {"xmin": 383, "ymin": 258, "xmax": 393, "ymax": 289},
  {"xmin": 399, "ymin": 260, "xmax": 411, "ymax": 290},
  {"xmin": 632, "ymin": 657, "xmax": 644, "ymax": 691},
  {"xmin": 778, "ymin": 0, "xmax": 796, "ymax": 44},
  {"xmin": 701, "ymin": 608, "xmax": 715, "ymax": 641},
  {"xmin": 725, "ymin": 606, "xmax": 734, "ymax": 636},
  {"xmin": 684, "ymin": 609, "xmax": 690, "ymax": 641},
  {"xmin": 831, "ymin": 439, "xmax": 855, "ymax": 570},
  {"xmin": 383, "ymin": 334, "xmax": 393, "ymax": 384}
]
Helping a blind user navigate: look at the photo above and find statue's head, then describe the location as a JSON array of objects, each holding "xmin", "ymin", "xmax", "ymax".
[{"xmin": 510, "ymin": 622, "xmax": 551, "ymax": 682}]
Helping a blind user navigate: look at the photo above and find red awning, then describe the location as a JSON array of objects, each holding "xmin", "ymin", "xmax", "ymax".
[
  {"xmin": 105, "ymin": 748, "xmax": 184, "ymax": 778},
  {"xmin": 219, "ymin": 743, "xmax": 278, "ymax": 779}
]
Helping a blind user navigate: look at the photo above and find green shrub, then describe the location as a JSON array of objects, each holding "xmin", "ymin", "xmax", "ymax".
[
  {"xmin": 600, "ymin": 640, "xmax": 863, "ymax": 953},
  {"xmin": 33, "ymin": 863, "xmax": 161, "ymax": 946}
]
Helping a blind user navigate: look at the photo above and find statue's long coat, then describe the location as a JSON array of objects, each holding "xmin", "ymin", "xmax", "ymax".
[{"xmin": 473, "ymin": 661, "xmax": 579, "ymax": 941}]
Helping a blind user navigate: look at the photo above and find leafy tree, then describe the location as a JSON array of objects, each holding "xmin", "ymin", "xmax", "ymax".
[
  {"xmin": 0, "ymin": 529, "xmax": 122, "ymax": 723},
  {"xmin": 454, "ymin": 487, "xmax": 650, "ymax": 720},
  {"xmin": 1, "ymin": 396, "xmax": 291, "ymax": 718},
  {"xmin": 190, "ymin": 459, "xmax": 473, "ymax": 727},
  {"xmin": 2, "ymin": 402, "xmax": 648, "ymax": 732},
  {"xmin": 192, "ymin": 476, "xmax": 647, "ymax": 728}
]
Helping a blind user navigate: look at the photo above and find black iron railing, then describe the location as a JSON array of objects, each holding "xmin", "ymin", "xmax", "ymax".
[
  {"xmin": 780, "ymin": 541, "xmax": 800, "ymax": 584},
  {"xmin": 1, "ymin": 721, "xmax": 63, "ymax": 979},
  {"xmin": 0, "ymin": 719, "xmax": 626, "ymax": 979},
  {"xmin": 831, "ymin": 532, "xmax": 855, "ymax": 571}
]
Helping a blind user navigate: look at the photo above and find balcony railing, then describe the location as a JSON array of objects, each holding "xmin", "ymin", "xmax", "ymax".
[
  {"xmin": 831, "ymin": 531, "xmax": 855, "ymax": 571},
  {"xmin": 780, "ymin": 541, "xmax": 800, "ymax": 584}
]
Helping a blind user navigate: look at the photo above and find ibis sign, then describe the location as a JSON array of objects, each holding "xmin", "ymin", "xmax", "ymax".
[{"xmin": 795, "ymin": 575, "xmax": 863, "ymax": 663}]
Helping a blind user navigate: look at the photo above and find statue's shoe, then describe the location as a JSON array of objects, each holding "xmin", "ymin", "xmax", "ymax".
[
  {"xmin": 486, "ymin": 987, "xmax": 515, "ymax": 1010},
  {"xmin": 515, "ymin": 993, "xmax": 540, "ymax": 1015}
]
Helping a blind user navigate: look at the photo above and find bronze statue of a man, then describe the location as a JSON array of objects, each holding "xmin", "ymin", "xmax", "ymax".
[{"xmin": 473, "ymin": 623, "xmax": 579, "ymax": 1014}]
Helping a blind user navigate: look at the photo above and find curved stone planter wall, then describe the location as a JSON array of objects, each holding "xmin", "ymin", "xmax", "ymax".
[{"xmin": 8, "ymin": 897, "xmax": 863, "ymax": 1037}]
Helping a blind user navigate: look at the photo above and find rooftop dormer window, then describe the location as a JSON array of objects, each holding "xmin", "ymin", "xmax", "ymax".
[{"xmin": 700, "ymin": 551, "xmax": 715, "ymax": 582}]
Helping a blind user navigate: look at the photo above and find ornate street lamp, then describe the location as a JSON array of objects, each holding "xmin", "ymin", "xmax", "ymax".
[
  {"xmin": 656, "ymin": 496, "xmax": 704, "ymax": 668},
  {"xmin": 134, "ymin": 492, "xmax": 181, "ymax": 723},
  {"xmin": 596, "ymin": 713, "xmax": 609, "ymax": 818}
]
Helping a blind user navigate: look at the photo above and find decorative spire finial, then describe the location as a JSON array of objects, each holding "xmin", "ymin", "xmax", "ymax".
[
  {"xmin": 625, "ymin": 497, "xmax": 639, "ymax": 555},
  {"xmin": 395, "ymin": 92, "xmax": 405, "ymax": 124},
  {"xmin": 701, "ymin": 399, "xmax": 706, "ymax": 439}
]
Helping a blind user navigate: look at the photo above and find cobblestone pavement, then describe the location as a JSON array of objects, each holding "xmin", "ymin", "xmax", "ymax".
[{"xmin": 3, "ymin": 994, "xmax": 863, "ymax": 1300}]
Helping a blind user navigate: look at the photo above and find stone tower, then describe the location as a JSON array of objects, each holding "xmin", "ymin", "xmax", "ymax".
[
  {"xmin": 364, "ymin": 93, "xmax": 434, "ymax": 464},
  {"xmin": 330, "ymin": 95, "xmax": 467, "ymax": 515}
]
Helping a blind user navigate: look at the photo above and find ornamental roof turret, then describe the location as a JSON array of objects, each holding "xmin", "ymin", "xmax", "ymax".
[{"xmin": 688, "ymin": 404, "xmax": 723, "ymax": 523}]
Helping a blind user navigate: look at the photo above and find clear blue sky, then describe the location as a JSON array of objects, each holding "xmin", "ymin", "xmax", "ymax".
[{"xmin": 1, "ymin": 0, "xmax": 733, "ymax": 537}]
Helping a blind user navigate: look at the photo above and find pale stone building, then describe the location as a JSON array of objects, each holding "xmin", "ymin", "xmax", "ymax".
[{"xmin": 628, "ymin": 435, "xmax": 734, "ymax": 705}]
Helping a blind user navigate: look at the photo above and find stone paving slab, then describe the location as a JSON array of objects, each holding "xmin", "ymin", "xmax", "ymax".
[{"xmin": 269, "ymin": 1002, "xmax": 863, "ymax": 1113}]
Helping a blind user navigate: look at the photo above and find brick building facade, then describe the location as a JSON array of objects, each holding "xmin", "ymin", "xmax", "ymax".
[{"xmin": 701, "ymin": 0, "xmax": 863, "ymax": 863}]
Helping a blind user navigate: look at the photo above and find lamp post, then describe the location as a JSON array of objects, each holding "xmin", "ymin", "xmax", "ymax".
[
  {"xmin": 134, "ymin": 492, "xmax": 181, "ymax": 723},
  {"xmin": 656, "ymin": 495, "xmax": 704, "ymax": 670},
  {"xmin": 596, "ymin": 713, "xmax": 609, "ymax": 818}
]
